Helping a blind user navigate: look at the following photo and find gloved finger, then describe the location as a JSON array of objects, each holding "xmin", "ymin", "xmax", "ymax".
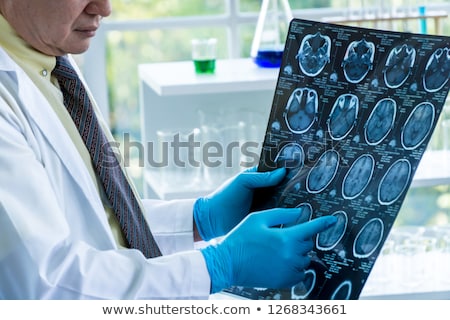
[
  {"xmin": 294, "ymin": 216, "xmax": 338, "ymax": 240},
  {"xmin": 296, "ymin": 238, "xmax": 314, "ymax": 253},
  {"xmin": 238, "ymin": 167, "xmax": 287, "ymax": 188},
  {"xmin": 252, "ymin": 207, "xmax": 305, "ymax": 228}
]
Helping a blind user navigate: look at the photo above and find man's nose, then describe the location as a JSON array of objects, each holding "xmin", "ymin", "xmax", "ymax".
[{"xmin": 85, "ymin": 0, "xmax": 112, "ymax": 18}]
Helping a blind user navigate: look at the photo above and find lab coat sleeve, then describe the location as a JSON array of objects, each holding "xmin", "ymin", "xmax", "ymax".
[
  {"xmin": 142, "ymin": 198, "xmax": 198, "ymax": 255},
  {"xmin": 0, "ymin": 86, "xmax": 211, "ymax": 299}
]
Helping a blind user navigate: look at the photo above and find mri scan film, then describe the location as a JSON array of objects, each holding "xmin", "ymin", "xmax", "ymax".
[{"xmin": 224, "ymin": 19, "xmax": 450, "ymax": 300}]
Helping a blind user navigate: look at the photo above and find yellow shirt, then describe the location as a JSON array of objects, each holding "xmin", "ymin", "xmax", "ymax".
[{"xmin": 0, "ymin": 15, "xmax": 127, "ymax": 248}]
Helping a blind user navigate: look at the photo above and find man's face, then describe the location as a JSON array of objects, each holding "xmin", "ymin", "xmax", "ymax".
[{"xmin": 0, "ymin": 0, "xmax": 112, "ymax": 56}]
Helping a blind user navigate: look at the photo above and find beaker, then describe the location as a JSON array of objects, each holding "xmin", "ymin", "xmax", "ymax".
[
  {"xmin": 191, "ymin": 38, "xmax": 217, "ymax": 74},
  {"xmin": 250, "ymin": 0, "xmax": 293, "ymax": 68}
]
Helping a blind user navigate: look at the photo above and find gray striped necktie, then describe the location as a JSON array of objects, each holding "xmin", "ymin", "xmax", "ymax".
[{"xmin": 52, "ymin": 55, "xmax": 162, "ymax": 258}]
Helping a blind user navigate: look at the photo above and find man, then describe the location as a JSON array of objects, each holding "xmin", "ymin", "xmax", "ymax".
[{"xmin": 0, "ymin": 0, "xmax": 336, "ymax": 299}]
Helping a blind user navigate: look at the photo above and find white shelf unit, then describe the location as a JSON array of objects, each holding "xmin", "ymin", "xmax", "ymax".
[
  {"xmin": 139, "ymin": 58, "xmax": 278, "ymax": 199},
  {"xmin": 412, "ymin": 150, "xmax": 450, "ymax": 187}
]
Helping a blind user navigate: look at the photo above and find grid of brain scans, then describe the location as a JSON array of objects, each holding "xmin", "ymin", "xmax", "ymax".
[{"xmin": 224, "ymin": 19, "xmax": 450, "ymax": 300}]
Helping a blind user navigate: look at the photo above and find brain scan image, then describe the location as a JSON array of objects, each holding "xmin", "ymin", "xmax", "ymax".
[
  {"xmin": 342, "ymin": 154, "xmax": 375, "ymax": 200},
  {"xmin": 423, "ymin": 47, "xmax": 450, "ymax": 92},
  {"xmin": 275, "ymin": 142, "xmax": 305, "ymax": 188},
  {"xmin": 274, "ymin": 143, "xmax": 304, "ymax": 180},
  {"xmin": 330, "ymin": 72, "xmax": 338, "ymax": 82},
  {"xmin": 316, "ymin": 211, "xmax": 348, "ymax": 251},
  {"xmin": 296, "ymin": 32, "xmax": 332, "ymax": 77},
  {"xmin": 283, "ymin": 64, "xmax": 294, "ymax": 76},
  {"xmin": 384, "ymin": 44, "xmax": 416, "ymax": 89},
  {"xmin": 353, "ymin": 218, "xmax": 384, "ymax": 258},
  {"xmin": 271, "ymin": 120, "xmax": 281, "ymax": 133},
  {"xmin": 283, "ymin": 87, "xmax": 318, "ymax": 134},
  {"xmin": 327, "ymin": 94, "xmax": 359, "ymax": 140},
  {"xmin": 365, "ymin": 98, "xmax": 397, "ymax": 145},
  {"xmin": 342, "ymin": 39, "xmax": 375, "ymax": 83},
  {"xmin": 283, "ymin": 203, "xmax": 313, "ymax": 228},
  {"xmin": 370, "ymin": 77, "xmax": 380, "ymax": 89},
  {"xmin": 291, "ymin": 269, "xmax": 316, "ymax": 299},
  {"xmin": 378, "ymin": 159, "xmax": 411, "ymax": 205},
  {"xmin": 401, "ymin": 102, "xmax": 435, "ymax": 150},
  {"xmin": 331, "ymin": 281, "xmax": 352, "ymax": 300},
  {"xmin": 409, "ymin": 81, "xmax": 419, "ymax": 94},
  {"xmin": 306, "ymin": 150, "xmax": 340, "ymax": 193}
]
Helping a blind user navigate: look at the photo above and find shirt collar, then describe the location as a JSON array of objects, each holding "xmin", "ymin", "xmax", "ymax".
[{"xmin": 0, "ymin": 14, "xmax": 56, "ymax": 79}]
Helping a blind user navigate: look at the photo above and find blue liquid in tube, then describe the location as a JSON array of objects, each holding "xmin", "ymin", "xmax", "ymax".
[
  {"xmin": 253, "ymin": 49, "xmax": 284, "ymax": 68},
  {"xmin": 419, "ymin": 6, "xmax": 427, "ymax": 34}
]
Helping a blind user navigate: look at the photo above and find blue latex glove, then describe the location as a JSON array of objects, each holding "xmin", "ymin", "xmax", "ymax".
[
  {"xmin": 200, "ymin": 209, "xmax": 337, "ymax": 293},
  {"xmin": 194, "ymin": 167, "xmax": 286, "ymax": 241}
]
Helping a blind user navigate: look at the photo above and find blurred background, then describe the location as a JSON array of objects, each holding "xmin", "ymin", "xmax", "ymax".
[{"xmin": 80, "ymin": 0, "xmax": 450, "ymax": 229}]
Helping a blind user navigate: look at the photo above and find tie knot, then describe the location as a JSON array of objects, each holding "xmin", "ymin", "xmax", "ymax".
[{"xmin": 53, "ymin": 55, "xmax": 77, "ymax": 80}]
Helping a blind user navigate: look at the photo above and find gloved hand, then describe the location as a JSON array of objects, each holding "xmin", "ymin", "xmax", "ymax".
[
  {"xmin": 200, "ymin": 209, "xmax": 337, "ymax": 293},
  {"xmin": 194, "ymin": 167, "xmax": 286, "ymax": 241}
]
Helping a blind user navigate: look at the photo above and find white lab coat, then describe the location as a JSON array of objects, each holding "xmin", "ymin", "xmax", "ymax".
[{"xmin": 0, "ymin": 47, "xmax": 211, "ymax": 299}]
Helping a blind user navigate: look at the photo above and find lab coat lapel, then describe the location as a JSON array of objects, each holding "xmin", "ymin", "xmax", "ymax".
[{"xmin": 0, "ymin": 50, "xmax": 105, "ymax": 218}]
